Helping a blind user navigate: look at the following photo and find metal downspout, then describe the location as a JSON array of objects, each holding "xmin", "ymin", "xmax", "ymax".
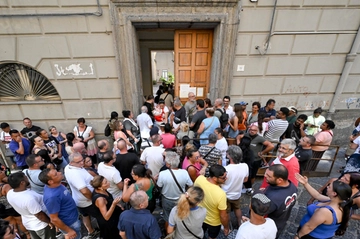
[
  {"xmin": 328, "ymin": 25, "xmax": 360, "ymax": 114},
  {"xmin": 0, "ymin": 0, "xmax": 102, "ymax": 17}
]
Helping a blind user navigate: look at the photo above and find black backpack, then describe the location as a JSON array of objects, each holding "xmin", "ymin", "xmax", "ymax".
[
  {"xmin": 104, "ymin": 121, "xmax": 111, "ymax": 136},
  {"xmin": 216, "ymin": 108, "xmax": 229, "ymax": 129}
]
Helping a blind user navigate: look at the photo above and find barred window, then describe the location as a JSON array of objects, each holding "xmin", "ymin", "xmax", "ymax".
[{"xmin": 0, "ymin": 63, "xmax": 60, "ymax": 102}]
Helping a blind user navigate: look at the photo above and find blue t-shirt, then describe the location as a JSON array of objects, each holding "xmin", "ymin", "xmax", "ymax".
[
  {"xmin": 259, "ymin": 107, "xmax": 276, "ymax": 119},
  {"xmin": 9, "ymin": 138, "xmax": 31, "ymax": 167},
  {"xmin": 43, "ymin": 184, "xmax": 78, "ymax": 226},
  {"xmin": 200, "ymin": 117, "xmax": 220, "ymax": 145},
  {"xmin": 118, "ymin": 208, "xmax": 161, "ymax": 239}
]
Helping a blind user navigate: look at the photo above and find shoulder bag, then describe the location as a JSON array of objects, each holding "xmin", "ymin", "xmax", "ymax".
[
  {"xmin": 168, "ymin": 169, "xmax": 184, "ymax": 193},
  {"xmin": 182, "ymin": 221, "xmax": 201, "ymax": 239},
  {"xmin": 24, "ymin": 169, "xmax": 44, "ymax": 187}
]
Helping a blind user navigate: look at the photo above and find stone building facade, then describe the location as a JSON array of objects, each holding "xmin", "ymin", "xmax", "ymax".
[{"xmin": 0, "ymin": 0, "xmax": 359, "ymax": 145}]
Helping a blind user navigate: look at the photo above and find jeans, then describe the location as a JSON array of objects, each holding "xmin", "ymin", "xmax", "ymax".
[{"xmin": 60, "ymin": 219, "xmax": 82, "ymax": 239}]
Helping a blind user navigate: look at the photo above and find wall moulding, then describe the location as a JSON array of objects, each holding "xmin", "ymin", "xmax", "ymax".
[
  {"xmin": 109, "ymin": 0, "xmax": 240, "ymax": 114},
  {"xmin": 110, "ymin": 0, "xmax": 238, "ymax": 7}
]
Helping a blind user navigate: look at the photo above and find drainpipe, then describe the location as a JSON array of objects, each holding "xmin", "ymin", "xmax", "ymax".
[
  {"xmin": 0, "ymin": 0, "xmax": 102, "ymax": 17},
  {"xmin": 328, "ymin": 25, "xmax": 360, "ymax": 114}
]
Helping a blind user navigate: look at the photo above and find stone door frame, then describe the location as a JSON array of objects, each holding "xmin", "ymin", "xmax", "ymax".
[{"xmin": 109, "ymin": 0, "xmax": 240, "ymax": 114}]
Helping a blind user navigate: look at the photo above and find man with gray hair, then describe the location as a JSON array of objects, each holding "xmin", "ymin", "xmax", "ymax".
[
  {"xmin": 64, "ymin": 152, "xmax": 100, "ymax": 238},
  {"xmin": 184, "ymin": 92, "xmax": 197, "ymax": 123},
  {"xmin": 260, "ymin": 138, "xmax": 300, "ymax": 189},
  {"xmin": 221, "ymin": 145, "xmax": 249, "ymax": 226},
  {"xmin": 199, "ymin": 133, "xmax": 222, "ymax": 171},
  {"xmin": 157, "ymin": 151, "xmax": 193, "ymax": 228},
  {"xmin": 118, "ymin": 190, "xmax": 161, "ymax": 239},
  {"xmin": 213, "ymin": 98, "xmax": 224, "ymax": 119},
  {"xmin": 137, "ymin": 106, "xmax": 153, "ymax": 139}
]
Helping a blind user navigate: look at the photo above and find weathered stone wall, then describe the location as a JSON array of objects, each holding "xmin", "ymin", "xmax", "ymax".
[
  {"xmin": 0, "ymin": 0, "xmax": 121, "ymax": 135},
  {"xmin": 0, "ymin": 0, "xmax": 359, "ymax": 146}
]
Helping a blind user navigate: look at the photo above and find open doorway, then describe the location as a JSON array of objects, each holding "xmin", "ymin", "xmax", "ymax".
[
  {"xmin": 138, "ymin": 29, "xmax": 174, "ymax": 99},
  {"xmin": 150, "ymin": 50, "xmax": 174, "ymax": 97}
]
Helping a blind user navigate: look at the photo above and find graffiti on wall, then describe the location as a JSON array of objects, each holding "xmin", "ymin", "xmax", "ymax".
[
  {"xmin": 284, "ymin": 85, "xmax": 310, "ymax": 96},
  {"xmin": 345, "ymin": 97, "xmax": 360, "ymax": 109},
  {"xmin": 54, "ymin": 63, "xmax": 94, "ymax": 76}
]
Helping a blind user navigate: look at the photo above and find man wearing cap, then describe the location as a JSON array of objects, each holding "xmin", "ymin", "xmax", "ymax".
[
  {"xmin": 287, "ymin": 106, "xmax": 298, "ymax": 124},
  {"xmin": 236, "ymin": 193, "xmax": 277, "ymax": 239},
  {"xmin": 223, "ymin": 96, "xmax": 235, "ymax": 119}
]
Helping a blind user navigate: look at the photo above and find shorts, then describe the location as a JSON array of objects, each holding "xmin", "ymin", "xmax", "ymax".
[
  {"xmin": 161, "ymin": 196, "xmax": 177, "ymax": 222},
  {"xmin": 226, "ymin": 197, "xmax": 241, "ymax": 213},
  {"xmin": 78, "ymin": 204, "xmax": 97, "ymax": 217},
  {"xmin": 202, "ymin": 222, "xmax": 221, "ymax": 239}
]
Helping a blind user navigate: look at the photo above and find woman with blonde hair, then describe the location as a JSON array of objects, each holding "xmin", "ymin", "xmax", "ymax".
[
  {"xmin": 167, "ymin": 186, "xmax": 206, "ymax": 239},
  {"xmin": 176, "ymin": 122, "xmax": 194, "ymax": 140}
]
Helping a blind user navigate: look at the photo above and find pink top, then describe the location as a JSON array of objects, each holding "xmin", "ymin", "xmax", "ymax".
[
  {"xmin": 312, "ymin": 130, "xmax": 333, "ymax": 152},
  {"xmin": 182, "ymin": 157, "xmax": 202, "ymax": 177},
  {"xmin": 161, "ymin": 133, "xmax": 176, "ymax": 149}
]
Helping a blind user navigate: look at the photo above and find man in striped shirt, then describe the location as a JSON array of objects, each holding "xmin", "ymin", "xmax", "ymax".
[{"xmin": 264, "ymin": 107, "xmax": 290, "ymax": 147}]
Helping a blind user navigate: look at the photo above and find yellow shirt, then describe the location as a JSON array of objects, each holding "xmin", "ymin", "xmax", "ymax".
[{"xmin": 194, "ymin": 175, "xmax": 227, "ymax": 226}]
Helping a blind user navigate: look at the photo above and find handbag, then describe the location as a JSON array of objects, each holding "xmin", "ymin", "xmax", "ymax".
[
  {"xmin": 151, "ymin": 177, "xmax": 162, "ymax": 200},
  {"xmin": 77, "ymin": 126, "xmax": 88, "ymax": 148}
]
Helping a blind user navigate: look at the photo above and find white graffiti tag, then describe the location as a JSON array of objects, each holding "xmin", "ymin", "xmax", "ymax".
[{"xmin": 54, "ymin": 63, "xmax": 94, "ymax": 76}]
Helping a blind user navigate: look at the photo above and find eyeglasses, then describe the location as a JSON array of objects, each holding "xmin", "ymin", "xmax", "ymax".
[
  {"xmin": 218, "ymin": 173, "xmax": 227, "ymax": 180},
  {"xmin": 73, "ymin": 158, "xmax": 85, "ymax": 164}
]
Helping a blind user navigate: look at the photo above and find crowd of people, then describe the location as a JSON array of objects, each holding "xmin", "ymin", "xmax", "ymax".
[{"xmin": 0, "ymin": 87, "xmax": 359, "ymax": 239}]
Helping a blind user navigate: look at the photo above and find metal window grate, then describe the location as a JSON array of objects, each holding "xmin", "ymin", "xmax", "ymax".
[{"xmin": 0, "ymin": 63, "xmax": 60, "ymax": 102}]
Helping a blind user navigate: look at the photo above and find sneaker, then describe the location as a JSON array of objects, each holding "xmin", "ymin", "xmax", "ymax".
[
  {"xmin": 241, "ymin": 188, "xmax": 247, "ymax": 193},
  {"xmin": 87, "ymin": 229, "xmax": 100, "ymax": 239},
  {"xmin": 246, "ymin": 188, "xmax": 254, "ymax": 195},
  {"xmin": 55, "ymin": 231, "xmax": 63, "ymax": 238}
]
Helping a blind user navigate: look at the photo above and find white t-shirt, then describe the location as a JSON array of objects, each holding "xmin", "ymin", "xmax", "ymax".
[
  {"xmin": 354, "ymin": 136, "xmax": 360, "ymax": 154},
  {"xmin": 236, "ymin": 218, "xmax": 277, "ymax": 239},
  {"xmin": 157, "ymin": 169, "xmax": 193, "ymax": 200},
  {"xmin": 215, "ymin": 137, "xmax": 228, "ymax": 166},
  {"xmin": 222, "ymin": 163, "xmax": 249, "ymax": 200},
  {"xmin": 140, "ymin": 146, "xmax": 165, "ymax": 176},
  {"xmin": 7, "ymin": 189, "xmax": 48, "ymax": 231},
  {"xmin": 0, "ymin": 131, "xmax": 11, "ymax": 149},
  {"xmin": 137, "ymin": 113, "xmax": 153, "ymax": 139},
  {"xmin": 64, "ymin": 165, "xmax": 94, "ymax": 208},
  {"xmin": 225, "ymin": 105, "xmax": 235, "ymax": 119},
  {"xmin": 97, "ymin": 162, "xmax": 123, "ymax": 198}
]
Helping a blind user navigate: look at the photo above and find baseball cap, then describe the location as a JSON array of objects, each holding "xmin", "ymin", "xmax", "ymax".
[
  {"xmin": 239, "ymin": 101, "xmax": 248, "ymax": 106},
  {"xmin": 288, "ymin": 106, "xmax": 297, "ymax": 114},
  {"xmin": 150, "ymin": 125, "xmax": 160, "ymax": 137}
]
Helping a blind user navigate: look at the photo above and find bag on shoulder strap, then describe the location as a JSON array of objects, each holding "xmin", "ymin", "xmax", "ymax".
[{"xmin": 104, "ymin": 121, "xmax": 111, "ymax": 137}]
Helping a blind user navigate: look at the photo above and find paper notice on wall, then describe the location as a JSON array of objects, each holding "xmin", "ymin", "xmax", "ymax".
[
  {"xmin": 189, "ymin": 87, "xmax": 197, "ymax": 95},
  {"xmin": 179, "ymin": 84, "xmax": 190, "ymax": 98},
  {"xmin": 197, "ymin": 87, "xmax": 204, "ymax": 97}
]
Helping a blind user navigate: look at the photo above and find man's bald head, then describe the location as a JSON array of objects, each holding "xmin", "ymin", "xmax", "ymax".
[{"xmin": 117, "ymin": 139, "xmax": 127, "ymax": 151}]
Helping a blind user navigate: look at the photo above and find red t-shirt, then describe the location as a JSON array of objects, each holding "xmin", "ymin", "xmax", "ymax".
[{"xmin": 161, "ymin": 133, "xmax": 176, "ymax": 148}]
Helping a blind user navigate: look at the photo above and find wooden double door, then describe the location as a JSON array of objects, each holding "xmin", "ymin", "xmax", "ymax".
[{"xmin": 174, "ymin": 30, "xmax": 213, "ymax": 102}]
